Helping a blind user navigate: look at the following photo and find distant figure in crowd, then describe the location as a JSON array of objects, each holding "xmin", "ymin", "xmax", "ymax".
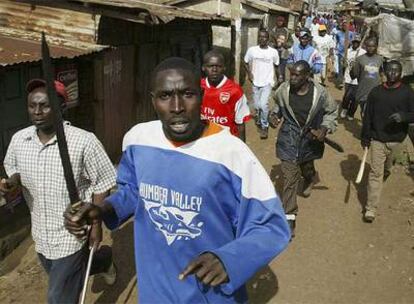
[
  {"xmin": 312, "ymin": 24, "xmax": 335, "ymax": 86},
  {"xmin": 269, "ymin": 61, "xmax": 338, "ymax": 236},
  {"xmin": 310, "ymin": 17, "xmax": 320, "ymax": 38},
  {"xmin": 350, "ymin": 37, "xmax": 384, "ymax": 117},
  {"xmin": 292, "ymin": 26, "xmax": 302, "ymax": 47},
  {"xmin": 64, "ymin": 57, "xmax": 291, "ymax": 304},
  {"xmin": 335, "ymin": 21, "xmax": 355, "ymax": 87},
  {"xmin": 1, "ymin": 79, "xmax": 117, "ymax": 304},
  {"xmin": 244, "ymin": 29, "xmax": 280, "ymax": 139},
  {"xmin": 201, "ymin": 50, "xmax": 251, "ymax": 141},
  {"xmin": 361, "ymin": 60, "xmax": 414, "ymax": 222},
  {"xmin": 340, "ymin": 35, "xmax": 366, "ymax": 120},
  {"xmin": 288, "ymin": 28, "xmax": 323, "ymax": 75},
  {"xmin": 270, "ymin": 16, "xmax": 293, "ymax": 84}
]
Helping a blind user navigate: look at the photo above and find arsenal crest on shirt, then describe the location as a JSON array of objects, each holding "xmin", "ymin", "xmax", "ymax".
[{"xmin": 219, "ymin": 92, "xmax": 231, "ymax": 104}]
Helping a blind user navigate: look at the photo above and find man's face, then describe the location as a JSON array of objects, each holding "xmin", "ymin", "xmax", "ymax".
[
  {"xmin": 258, "ymin": 31, "xmax": 269, "ymax": 47},
  {"xmin": 276, "ymin": 18, "xmax": 284, "ymax": 28},
  {"xmin": 319, "ymin": 30, "xmax": 327, "ymax": 37},
  {"xmin": 151, "ymin": 69, "xmax": 203, "ymax": 142},
  {"xmin": 313, "ymin": 18, "xmax": 318, "ymax": 24},
  {"xmin": 27, "ymin": 87, "xmax": 55, "ymax": 131},
  {"xmin": 385, "ymin": 63, "xmax": 402, "ymax": 85},
  {"xmin": 202, "ymin": 56, "xmax": 225, "ymax": 86},
  {"xmin": 365, "ymin": 40, "xmax": 377, "ymax": 55},
  {"xmin": 341, "ymin": 22, "xmax": 347, "ymax": 31},
  {"xmin": 299, "ymin": 35, "xmax": 310, "ymax": 47},
  {"xmin": 352, "ymin": 41, "xmax": 360, "ymax": 50},
  {"xmin": 290, "ymin": 65, "xmax": 309, "ymax": 90},
  {"xmin": 276, "ymin": 35, "xmax": 286, "ymax": 47}
]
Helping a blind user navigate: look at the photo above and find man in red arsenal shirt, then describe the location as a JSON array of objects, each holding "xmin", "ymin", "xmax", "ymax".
[{"xmin": 201, "ymin": 50, "xmax": 251, "ymax": 141}]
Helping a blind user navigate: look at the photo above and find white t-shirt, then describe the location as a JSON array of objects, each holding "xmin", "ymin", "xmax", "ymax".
[
  {"xmin": 310, "ymin": 23, "xmax": 320, "ymax": 38},
  {"xmin": 244, "ymin": 45, "xmax": 280, "ymax": 87},
  {"xmin": 344, "ymin": 47, "xmax": 366, "ymax": 85},
  {"xmin": 313, "ymin": 34, "xmax": 335, "ymax": 63}
]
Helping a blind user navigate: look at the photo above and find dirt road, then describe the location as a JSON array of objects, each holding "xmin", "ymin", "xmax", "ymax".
[{"xmin": 0, "ymin": 83, "xmax": 413, "ymax": 304}]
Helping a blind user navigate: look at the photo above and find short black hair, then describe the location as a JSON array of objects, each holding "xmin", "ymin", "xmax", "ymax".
[
  {"xmin": 293, "ymin": 60, "xmax": 311, "ymax": 74},
  {"xmin": 259, "ymin": 28, "xmax": 269, "ymax": 37},
  {"xmin": 203, "ymin": 49, "xmax": 225, "ymax": 64},
  {"xmin": 365, "ymin": 37, "xmax": 378, "ymax": 46},
  {"xmin": 150, "ymin": 57, "xmax": 200, "ymax": 91},
  {"xmin": 385, "ymin": 60, "xmax": 402, "ymax": 71}
]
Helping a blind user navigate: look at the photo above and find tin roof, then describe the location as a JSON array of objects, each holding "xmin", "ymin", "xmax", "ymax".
[
  {"xmin": 16, "ymin": 0, "xmax": 229, "ymax": 24},
  {"xmin": 0, "ymin": 27, "xmax": 107, "ymax": 66},
  {"xmin": 243, "ymin": 0, "xmax": 299, "ymax": 15},
  {"xmin": 160, "ymin": 0, "xmax": 297, "ymax": 15}
]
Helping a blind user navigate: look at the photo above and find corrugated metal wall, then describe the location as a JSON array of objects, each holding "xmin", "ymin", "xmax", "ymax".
[{"xmin": 0, "ymin": 0, "xmax": 100, "ymax": 43}]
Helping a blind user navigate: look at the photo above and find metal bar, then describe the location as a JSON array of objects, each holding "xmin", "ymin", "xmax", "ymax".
[{"xmin": 80, "ymin": 242, "xmax": 96, "ymax": 304}]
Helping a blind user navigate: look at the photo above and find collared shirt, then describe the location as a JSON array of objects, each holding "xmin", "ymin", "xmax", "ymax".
[{"xmin": 4, "ymin": 123, "xmax": 116, "ymax": 259}]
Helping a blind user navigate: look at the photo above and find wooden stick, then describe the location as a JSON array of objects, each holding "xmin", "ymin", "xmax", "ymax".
[{"xmin": 356, "ymin": 147, "xmax": 369, "ymax": 184}]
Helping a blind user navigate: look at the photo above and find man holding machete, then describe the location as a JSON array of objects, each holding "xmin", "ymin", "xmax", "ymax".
[
  {"xmin": 64, "ymin": 57, "xmax": 291, "ymax": 304},
  {"xmin": 361, "ymin": 60, "xmax": 414, "ymax": 222},
  {"xmin": 1, "ymin": 79, "xmax": 117, "ymax": 303},
  {"xmin": 269, "ymin": 60, "xmax": 338, "ymax": 237}
]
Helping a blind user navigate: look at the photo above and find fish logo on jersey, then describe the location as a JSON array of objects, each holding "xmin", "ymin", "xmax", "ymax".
[
  {"xmin": 144, "ymin": 199, "xmax": 203, "ymax": 245},
  {"xmin": 219, "ymin": 92, "xmax": 231, "ymax": 104}
]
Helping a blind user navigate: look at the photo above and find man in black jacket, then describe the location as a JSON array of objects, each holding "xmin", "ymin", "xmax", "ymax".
[
  {"xmin": 269, "ymin": 61, "xmax": 338, "ymax": 235},
  {"xmin": 361, "ymin": 60, "xmax": 414, "ymax": 222}
]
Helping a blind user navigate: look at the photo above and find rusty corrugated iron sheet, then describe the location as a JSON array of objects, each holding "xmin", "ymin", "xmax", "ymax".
[
  {"xmin": 243, "ymin": 0, "xmax": 298, "ymax": 15},
  {"xmin": 0, "ymin": 0, "xmax": 100, "ymax": 44},
  {"xmin": 76, "ymin": 0, "xmax": 228, "ymax": 20},
  {"xmin": 16, "ymin": 0, "xmax": 229, "ymax": 23},
  {"xmin": 0, "ymin": 27, "xmax": 108, "ymax": 66}
]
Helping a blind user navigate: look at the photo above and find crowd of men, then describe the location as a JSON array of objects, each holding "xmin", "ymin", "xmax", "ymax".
[{"xmin": 0, "ymin": 11, "xmax": 413, "ymax": 304}]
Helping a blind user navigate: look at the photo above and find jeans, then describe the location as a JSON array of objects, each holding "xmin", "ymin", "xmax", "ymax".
[
  {"xmin": 366, "ymin": 141, "xmax": 402, "ymax": 213},
  {"xmin": 38, "ymin": 246, "xmax": 112, "ymax": 304},
  {"xmin": 252, "ymin": 84, "xmax": 272, "ymax": 128},
  {"xmin": 281, "ymin": 160, "xmax": 316, "ymax": 215}
]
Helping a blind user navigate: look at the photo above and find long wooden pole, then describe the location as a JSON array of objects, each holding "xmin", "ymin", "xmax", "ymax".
[{"xmin": 231, "ymin": 0, "xmax": 241, "ymax": 82}]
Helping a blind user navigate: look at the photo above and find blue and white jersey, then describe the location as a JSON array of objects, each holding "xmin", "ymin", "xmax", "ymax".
[{"xmin": 105, "ymin": 121, "xmax": 290, "ymax": 304}]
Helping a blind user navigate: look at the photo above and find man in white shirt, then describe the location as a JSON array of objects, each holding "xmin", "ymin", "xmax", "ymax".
[
  {"xmin": 340, "ymin": 35, "xmax": 366, "ymax": 120},
  {"xmin": 312, "ymin": 24, "xmax": 335, "ymax": 86},
  {"xmin": 310, "ymin": 18, "xmax": 320, "ymax": 38},
  {"xmin": 244, "ymin": 29, "xmax": 280, "ymax": 139}
]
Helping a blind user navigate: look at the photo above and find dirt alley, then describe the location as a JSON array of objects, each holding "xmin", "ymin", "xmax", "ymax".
[{"xmin": 0, "ymin": 82, "xmax": 413, "ymax": 304}]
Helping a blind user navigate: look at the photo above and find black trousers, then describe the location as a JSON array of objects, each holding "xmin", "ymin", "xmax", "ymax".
[{"xmin": 341, "ymin": 84, "xmax": 358, "ymax": 117}]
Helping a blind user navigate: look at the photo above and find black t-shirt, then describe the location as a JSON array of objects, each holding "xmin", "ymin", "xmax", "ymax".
[{"xmin": 289, "ymin": 85, "xmax": 314, "ymax": 127}]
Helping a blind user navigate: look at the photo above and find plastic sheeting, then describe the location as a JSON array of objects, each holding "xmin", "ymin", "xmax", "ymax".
[{"xmin": 365, "ymin": 13, "xmax": 414, "ymax": 75}]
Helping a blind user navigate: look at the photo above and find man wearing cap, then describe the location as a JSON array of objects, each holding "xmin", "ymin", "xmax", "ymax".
[
  {"xmin": 340, "ymin": 35, "xmax": 366, "ymax": 120},
  {"xmin": 312, "ymin": 24, "xmax": 335, "ymax": 86},
  {"xmin": 287, "ymin": 28, "xmax": 323, "ymax": 75},
  {"xmin": 0, "ymin": 79, "xmax": 117, "ymax": 303}
]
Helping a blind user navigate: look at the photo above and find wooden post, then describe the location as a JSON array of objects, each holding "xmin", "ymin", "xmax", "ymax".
[{"xmin": 231, "ymin": 0, "xmax": 241, "ymax": 82}]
